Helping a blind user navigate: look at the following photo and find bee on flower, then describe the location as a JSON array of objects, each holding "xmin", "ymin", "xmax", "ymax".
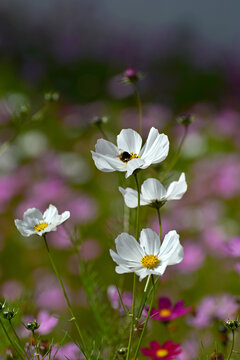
[{"xmin": 91, "ymin": 127, "xmax": 169, "ymax": 178}]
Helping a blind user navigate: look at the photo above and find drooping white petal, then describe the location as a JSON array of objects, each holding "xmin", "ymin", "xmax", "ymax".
[
  {"xmin": 117, "ymin": 129, "xmax": 142, "ymax": 154},
  {"xmin": 165, "ymin": 173, "xmax": 187, "ymax": 200},
  {"xmin": 115, "ymin": 233, "xmax": 144, "ymax": 262},
  {"xmin": 119, "ymin": 186, "xmax": 149, "ymax": 207},
  {"xmin": 159, "ymin": 230, "xmax": 184, "ymax": 265},
  {"xmin": 95, "ymin": 138, "xmax": 119, "ymax": 156},
  {"xmin": 140, "ymin": 128, "xmax": 169, "ymax": 164},
  {"xmin": 125, "ymin": 158, "xmax": 145, "ymax": 178},
  {"xmin": 135, "ymin": 267, "xmax": 149, "ymax": 281},
  {"xmin": 23, "ymin": 208, "xmax": 43, "ymax": 226},
  {"xmin": 139, "ymin": 228, "xmax": 161, "ymax": 255},
  {"xmin": 91, "ymin": 151, "xmax": 125, "ymax": 172},
  {"xmin": 152, "ymin": 262, "xmax": 168, "ymax": 276},
  {"xmin": 14, "ymin": 220, "xmax": 36, "ymax": 237},
  {"xmin": 109, "ymin": 249, "xmax": 140, "ymax": 269},
  {"xmin": 141, "ymin": 178, "xmax": 167, "ymax": 202},
  {"xmin": 115, "ymin": 265, "xmax": 133, "ymax": 274}
]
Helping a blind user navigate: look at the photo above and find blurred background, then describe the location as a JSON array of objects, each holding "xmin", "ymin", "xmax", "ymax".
[{"xmin": 0, "ymin": 1, "xmax": 240, "ymax": 358}]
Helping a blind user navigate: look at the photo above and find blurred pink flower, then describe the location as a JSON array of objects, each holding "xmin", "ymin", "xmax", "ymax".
[
  {"xmin": 189, "ymin": 294, "xmax": 238, "ymax": 329},
  {"xmin": 1, "ymin": 280, "xmax": 23, "ymax": 301},
  {"xmin": 66, "ymin": 195, "xmax": 97, "ymax": 223},
  {"xmin": 177, "ymin": 242, "xmax": 205, "ymax": 273},
  {"xmin": 52, "ymin": 342, "xmax": 83, "ymax": 360},
  {"xmin": 35, "ymin": 275, "xmax": 68, "ymax": 311},
  {"xmin": 223, "ymin": 237, "xmax": 240, "ymax": 257}
]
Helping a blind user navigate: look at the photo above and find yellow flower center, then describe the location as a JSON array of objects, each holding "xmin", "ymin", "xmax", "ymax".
[
  {"xmin": 141, "ymin": 255, "xmax": 159, "ymax": 269},
  {"xmin": 156, "ymin": 349, "xmax": 168, "ymax": 358},
  {"xmin": 159, "ymin": 309, "xmax": 171, "ymax": 317},
  {"xmin": 119, "ymin": 151, "xmax": 139, "ymax": 163},
  {"xmin": 34, "ymin": 222, "xmax": 49, "ymax": 232}
]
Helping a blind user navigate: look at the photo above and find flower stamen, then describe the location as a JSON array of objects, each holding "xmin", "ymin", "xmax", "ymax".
[
  {"xmin": 159, "ymin": 309, "xmax": 171, "ymax": 317},
  {"xmin": 156, "ymin": 349, "xmax": 168, "ymax": 358},
  {"xmin": 34, "ymin": 222, "xmax": 49, "ymax": 232},
  {"xmin": 141, "ymin": 255, "xmax": 159, "ymax": 269}
]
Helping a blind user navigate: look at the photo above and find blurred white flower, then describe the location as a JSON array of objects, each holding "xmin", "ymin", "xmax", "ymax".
[
  {"xmin": 15, "ymin": 204, "xmax": 70, "ymax": 237},
  {"xmin": 17, "ymin": 131, "xmax": 48, "ymax": 158},
  {"xmin": 91, "ymin": 127, "xmax": 169, "ymax": 178},
  {"xmin": 119, "ymin": 173, "xmax": 187, "ymax": 208},
  {"xmin": 110, "ymin": 229, "xmax": 183, "ymax": 281}
]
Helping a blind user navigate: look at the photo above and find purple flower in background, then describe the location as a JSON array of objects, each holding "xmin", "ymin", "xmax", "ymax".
[
  {"xmin": 150, "ymin": 297, "xmax": 191, "ymax": 322},
  {"xmin": 189, "ymin": 294, "xmax": 238, "ymax": 329},
  {"xmin": 52, "ymin": 342, "xmax": 83, "ymax": 360},
  {"xmin": 1, "ymin": 280, "xmax": 23, "ymax": 301},
  {"xmin": 37, "ymin": 311, "xmax": 58, "ymax": 335},
  {"xmin": 177, "ymin": 242, "xmax": 205, "ymax": 273},
  {"xmin": 223, "ymin": 237, "xmax": 240, "ymax": 257},
  {"xmin": 66, "ymin": 195, "xmax": 97, "ymax": 223},
  {"xmin": 35, "ymin": 275, "xmax": 68, "ymax": 311}
]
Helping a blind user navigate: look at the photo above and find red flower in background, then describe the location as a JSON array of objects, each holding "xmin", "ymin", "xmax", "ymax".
[
  {"xmin": 141, "ymin": 340, "xmax": 181, "ymax": 359},
  {"xmin": 150, "ymin": 297, "xmax": 191, "ymax": 322}
]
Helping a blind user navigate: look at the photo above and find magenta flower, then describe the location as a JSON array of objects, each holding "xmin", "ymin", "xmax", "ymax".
[
  {"xmin": 150, "ymin": 297, "xmax": 191, "ymax": 322},
  {"xmin": 141, "ymin": 340, "xmax": 181, "ymax": 359},
  {"xmin": 223, "ymin": 237, "xmax": 240, "ymax": 257}
]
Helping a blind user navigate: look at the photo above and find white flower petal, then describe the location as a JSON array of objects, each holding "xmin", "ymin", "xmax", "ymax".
[
  {"xmin": 152, "ymin": 262, "xmax": 168, "ymax": 276},
  {"xmin": 141, "ymin": 178, "xmax": 167, "ymax": 202},
  {"xmin": 109, "ymin": 249, "xmax": 140, "ymax": 268},
  {"xmin": 139, "ymin": 228, "xmax": 161, "ymax": 255},
  {"xmin": 91, "ymin": 151, "xmax": 125, "ymax": 172},
  {"xmin": 43, "ymin": 204, "xmax": 58, "ymax": 223},
  {"xmin": 115, "ymin": 233, "xmax": 144, "ymax": 262},
  {"xmin": 117, "ymin": 129, "xmax": 142, "ymax": 154},
  {"xmin": 135, "ymin": 268, "xmax": 149, "ymax": 281},
  {"xmin": 140, "ymin": 128, "xmax": 169, "ymax": 164},
  {"xmin": 159, "ymin": 230, "xmax": 184, "ymax": 265},
  {"xmin": 166, "ymin": 173, "xmax": 187, "ymax": 200},
  {"xmin": 125, "ymin": 158, "xmax": 145, "ymax": 178},
  {"xmin": 115, "ymin": 265, "xmax": 132, "ymax": 274},
  {"xmin": 23, "ymin": 208, "xmax": 43, "ymax": 226},
  {"xmin": 95, "ymin": 139, "xmax": 119, "ymax": 156},
  {"xmin": 119, "ymin": 187, "xmax": 138, "ymax": 208},
  {"xmin": 14, "ymin": 220, "xmax": 36, "ymax": 237}
]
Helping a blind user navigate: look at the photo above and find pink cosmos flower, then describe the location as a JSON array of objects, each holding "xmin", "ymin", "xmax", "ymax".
[
  {"xmin": 223, "ymin": 237, "xmax": 240, "ymax": 257},
  {"xmin": 141, "ymin": 340, "xmax": 181, "ymax": 360},
  {"xmin": 150, "ymin": 297, "xmax": 191, "ymax": 322}
]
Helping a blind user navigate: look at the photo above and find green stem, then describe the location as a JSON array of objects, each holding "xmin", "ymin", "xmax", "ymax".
[
  {"xmin": 156, "ymin": 208, "xmax": 161, "ymax": 239},
  {"xmin": 133, "ymin": 275, "xmax": 155, "ymax": 360},
  {"xmin": 227, "ymin": 330, "xmax": 235, "ymax": 360},
  {"xmin": 161, "ymin": 126, "xmax": 188, "ymax": 181},
  {"xmin": 135, "ymin": 87, "xmax": 143, "ymax": 136},
  {"xmin": 43, "ymin": 235, "xmax": 87, "ymax": 356},
  {"xmin": 0, "ymin": 318, "xmax": 25, "ymax": 360},
  {"xmin": 126, "ymin": 172, "xmax": 141, "ymax": 360},
  {"xmin": 9, "ymin": 320, "xmax": 30, "ymax": 360}
]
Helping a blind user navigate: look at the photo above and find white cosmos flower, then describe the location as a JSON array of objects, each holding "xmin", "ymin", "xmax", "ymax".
[
  {"xmin": 14, "ymin": 204, "xmax": 70, "ymax": 237},
  {"xmin": 110, "ymin": 228, "xmax": 184, "ymax": 281},
  {"xmin": 91, "ymin": 127, "xmax": 169, "ymax": 178},
  {"xmin": 119, "ymin": 173, "xmax": 187, "ymax": 208}
]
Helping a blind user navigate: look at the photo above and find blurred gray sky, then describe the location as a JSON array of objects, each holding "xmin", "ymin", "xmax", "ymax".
[{"xmin": 0, "ymin": 0, "xmax": 240, "ymax": 58}]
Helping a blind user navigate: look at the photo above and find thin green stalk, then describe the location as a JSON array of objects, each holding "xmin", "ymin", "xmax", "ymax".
[
  {"xmin": 135, "ymin": 88, "xmax": 143, "ymax": 136},
  {"xmin": 160, "ymin": 126, "xmax": 188, "ymax": 181},
  {"xmin": 126, "ymin": 172, "xmax": 141, "ymax": 360},
  {"xmin": 227, "ymin": 330, "xmax": 235, "ymax": 360},
  {"xmin": 9, "ymin": 320, "xmax": 30, "ymax": 360},
  {"xmin": 0, "ymin": 318, "xmax": 25, "ymax": 360},
  {"xmin": 43, "ymin": 235, "xmax": 87, "ymax": 356},
  {"xmin": 156, "ymin": 208, "xmax": 161, "ymax": 239},
  {"xmin": 133, "ymin": 275, "xmax": 155, "ymax": 360}
]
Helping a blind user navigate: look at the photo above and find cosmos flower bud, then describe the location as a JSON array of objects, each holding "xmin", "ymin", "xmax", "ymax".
[
  {"xmin": 122, "ymin": 68, "xmax": 143, "ymax": 84},
  {"xmin": 26, "ymin": 320, "xmax": 40, "ymax": 331},
  {"xmin": 2, "ymin": 310, "xmax": 16, "ymax": 321},
  {"xmin": 117, "ymin": 347, "xmax": 128, "ymax": 357},
  {"xmin": 177, "ymin": 114, "xmax": 195, "ymax": 127},
  {"xmin": 44, "ymin": 92, "xmax": 59, "ymax": 102},
  {"xmin": 225, "ymin": 320, "xmax": 240, "ymax": 330},
  {"xmin": 91, "ymin": 116, "xmax": 108, "ymax": 126}
]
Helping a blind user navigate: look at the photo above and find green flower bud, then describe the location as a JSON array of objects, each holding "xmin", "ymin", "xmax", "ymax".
[
  {"xmin": 26, "ymin": 320, "xmax": 40, "ymax": 331},
  {"xmin": 44, "ymin": 92, "xmax": 59, "ymax": 102},
  {"xmin": 177, "ymin": 114, "xmax": 195, "ymax": 127},
  {"xmin": 225, "ymin": 320, "xmax": 240, "ymax": 330},
  {"xmin": 2, "ymin": 310, "xmax": 16, "ymax": 321}
]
